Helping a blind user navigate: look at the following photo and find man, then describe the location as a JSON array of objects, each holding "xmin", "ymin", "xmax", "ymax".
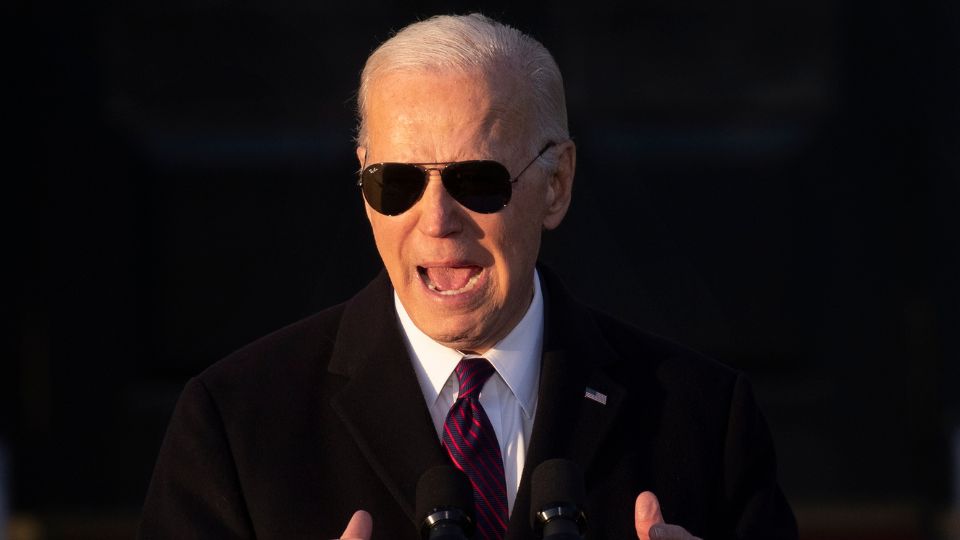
[{"xmin": 139, "ymin": 13, "xmax": 797, "ymax": 540}]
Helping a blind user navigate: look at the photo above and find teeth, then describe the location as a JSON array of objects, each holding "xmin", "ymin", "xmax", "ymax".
[{"xmin": 425, "ymin": 272, "xmax": 480, "ymax": 295}]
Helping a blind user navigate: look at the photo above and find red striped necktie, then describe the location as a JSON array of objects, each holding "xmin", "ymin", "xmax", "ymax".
[{"xmin": 442, "ymin": 357, "xmax": 508, "ymax": 540}]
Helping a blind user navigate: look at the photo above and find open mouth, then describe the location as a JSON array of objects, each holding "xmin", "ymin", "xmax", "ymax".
[{"xmin": 417, "ymin": 265, "xmax": 482, "ymax": 296}]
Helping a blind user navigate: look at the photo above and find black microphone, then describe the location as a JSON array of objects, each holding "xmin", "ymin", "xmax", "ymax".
[
  {"xmin": 416, "ymin": 465, "xmax": 476, "ymax": 540},
  {"xmin": 530, "ymin": 459, "xmax": 587, "ymax": 540}
]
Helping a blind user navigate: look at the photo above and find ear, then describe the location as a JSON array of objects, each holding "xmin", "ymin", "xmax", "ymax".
[{"xmin": 542, "ymin": 140, "xmax": 576, "ymax": 230}]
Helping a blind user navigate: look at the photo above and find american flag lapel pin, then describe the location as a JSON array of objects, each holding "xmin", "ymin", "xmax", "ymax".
[{"xmin": 584, "ymin": 387, "xmax": 608, "ymax": 405}]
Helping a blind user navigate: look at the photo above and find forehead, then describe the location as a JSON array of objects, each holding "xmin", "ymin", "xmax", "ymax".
[{"xmin": 364, "ymin": 69, "xmax": 530, "ymax": 163}]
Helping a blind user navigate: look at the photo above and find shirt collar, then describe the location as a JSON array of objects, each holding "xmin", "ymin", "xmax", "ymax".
[{"xmin": 396, "ymin": 269, "xmax": 544, "ymax": 419}]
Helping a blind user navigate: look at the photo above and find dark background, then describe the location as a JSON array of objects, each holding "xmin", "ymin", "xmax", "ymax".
[{"xmin": 9, "ymin": 0, "xmax": 960, "ymax": 538}]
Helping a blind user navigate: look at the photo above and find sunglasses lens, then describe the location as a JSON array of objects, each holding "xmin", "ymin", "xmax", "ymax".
[
  {"xmin": 361, "ymin": 163, "xmax": 427, "ymax": 215},
  {"xmin": 361, "ymin": 160, "xmax": 513, "ymax": 215},
  {"xmin": 443, "ymin": 161, "xmax": 512, "ymax": 214}
]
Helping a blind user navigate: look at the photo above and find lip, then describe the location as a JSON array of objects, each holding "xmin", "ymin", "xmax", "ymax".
[{"xmin": 415, "ymin": 261, "xmax": 487, "ymax": 303}]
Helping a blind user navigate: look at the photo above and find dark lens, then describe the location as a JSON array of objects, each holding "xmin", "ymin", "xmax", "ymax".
[
  {"xmin": 361, "ymin": 163, "xmax": 427, "ymax": 215},
  {"xmin": 442, "ymin": 161, "xmax": 511, "ymax": 213}
]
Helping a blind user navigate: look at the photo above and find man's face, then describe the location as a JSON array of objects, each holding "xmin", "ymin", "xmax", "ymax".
[{"xmin": 359, "ymin": 69, "xmax": 573, "ymax": 353}]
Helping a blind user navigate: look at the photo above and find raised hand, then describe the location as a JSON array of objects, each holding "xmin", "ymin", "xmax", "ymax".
[
  {"xmin": 337, "ymin": 510, "xmax": 373, "ymax": 540},
  {"xmin": 634, "ymin": 492, "xmax": 702, "ymax": 540}
]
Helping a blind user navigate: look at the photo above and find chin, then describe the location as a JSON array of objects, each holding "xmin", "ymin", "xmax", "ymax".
[{"xmin": 422, "ymin": 320, "xmax": 483, "ymax": 349}]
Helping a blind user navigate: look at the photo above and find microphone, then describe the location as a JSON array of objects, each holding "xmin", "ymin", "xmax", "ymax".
[
  {"xmin": 530, "ymin": 459, "xmax": 587, "ymax": 540},
  {"xmin": 416, "ymin": 465, "xmax": 476, "ymax": 540}
]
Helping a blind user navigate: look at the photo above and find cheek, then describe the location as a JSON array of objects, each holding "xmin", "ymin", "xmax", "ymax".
[
  {"xmin": 369, "ymin": 219, "xmax": 405, "ymax": 263},
  {"xmin": 495, "ymin": 207, "xmax": 544, "ymax": 272},
  {"xmin": 509, "ymin": 192, "xmax": 548, "ymax": 245}
]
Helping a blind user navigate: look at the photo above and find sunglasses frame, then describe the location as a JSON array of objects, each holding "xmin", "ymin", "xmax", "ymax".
[{"xmin": 358, "ymin": 142, "xmax": 556, "ymax": 216}]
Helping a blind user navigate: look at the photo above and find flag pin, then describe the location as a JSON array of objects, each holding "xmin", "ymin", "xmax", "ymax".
[{"xmin": 584, "ymin": 387, "xmax": 607, "ymax": 405}]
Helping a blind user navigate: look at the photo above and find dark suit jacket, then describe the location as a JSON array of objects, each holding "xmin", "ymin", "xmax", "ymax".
[{"xmin": 139, "ymin": 268, "xmax": 797, "ymax": 539}]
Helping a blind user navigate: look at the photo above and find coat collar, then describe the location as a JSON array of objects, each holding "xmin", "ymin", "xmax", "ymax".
[{"xmin": 328, "ymin": 267, "xmax": 627, "ymax": 538}]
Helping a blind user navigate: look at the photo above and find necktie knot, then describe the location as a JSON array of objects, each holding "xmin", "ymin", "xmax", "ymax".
[{"xmin": 455, "ymin": 357, "xmax": 495, "ymax": 399}]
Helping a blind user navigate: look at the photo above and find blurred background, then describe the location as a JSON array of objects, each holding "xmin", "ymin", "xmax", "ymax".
[{"xmin": 9, "ymin": 0, "xmax": 959, "ymax": 538}]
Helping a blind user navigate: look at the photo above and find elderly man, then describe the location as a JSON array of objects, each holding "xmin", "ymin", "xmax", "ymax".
[{"xmin": 139, "ymin": 13, "xmax": 797, "ymax": 540}]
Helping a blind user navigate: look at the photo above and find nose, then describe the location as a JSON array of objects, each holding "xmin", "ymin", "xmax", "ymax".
[{"xmin": 415, "ymin": 169, "xmax": 464, "ymax": 238}]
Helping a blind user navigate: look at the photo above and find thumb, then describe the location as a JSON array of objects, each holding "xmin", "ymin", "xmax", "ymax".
[
  {"xmin": 339, "ymin": 510, "xmax": 373, "ymax": 540},
  {"xmin": 634, "ymin": 491, "xmax": 665, "ymax": 540}
]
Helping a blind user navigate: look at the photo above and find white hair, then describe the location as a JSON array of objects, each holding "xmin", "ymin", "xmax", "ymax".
[{"xmin": 355, "ymin": 13, "xmax": 569, "ymax": 165}]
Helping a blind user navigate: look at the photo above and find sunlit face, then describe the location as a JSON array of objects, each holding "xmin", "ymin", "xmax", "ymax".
[{"xmin": 359, "ymin": 69, "xmax": 574, "ymax": 353}]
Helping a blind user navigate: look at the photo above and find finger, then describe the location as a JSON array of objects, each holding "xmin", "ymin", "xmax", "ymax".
[
  {"xmin": 339, "ymin": 509, "xmax": 373, "ymax": 540},
  {"xmin": 649, "ymin": 523, "xmax": 702, "ymax": 540},
  {"xmin": 634, "ymin": 491, "xmax": 665, "ymax": 540}
]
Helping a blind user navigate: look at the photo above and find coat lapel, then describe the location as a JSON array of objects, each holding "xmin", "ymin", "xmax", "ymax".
[
  {"xmin": 328, "ymin": 272, "xmax": 449, "ymax": 526},
  {"xmin": 507, "ymin": 268, "xmax": 627, "ymax": 539}
]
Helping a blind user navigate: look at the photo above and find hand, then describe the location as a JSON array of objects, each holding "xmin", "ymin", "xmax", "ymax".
[
  {"xmin": 634, "ymin": 492, "xmax": 702, "ymax": 540},
  {"xmin": 338, "ymin": 510, "xmax": 373, "ymax": 540}
]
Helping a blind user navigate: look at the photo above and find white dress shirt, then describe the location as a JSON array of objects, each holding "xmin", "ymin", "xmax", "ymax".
[{"xmin": 395, "ymin": 270, "xmax": 543, "ymax": 515}]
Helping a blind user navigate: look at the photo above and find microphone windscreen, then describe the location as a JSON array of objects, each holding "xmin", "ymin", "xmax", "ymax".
[
  {"xmin": 530, "ymin": 458, "xmax": 586, "ymax": 529},
  {"xmin": 416, "ymin": 465, "xmax": 475, "ymax": 523}
]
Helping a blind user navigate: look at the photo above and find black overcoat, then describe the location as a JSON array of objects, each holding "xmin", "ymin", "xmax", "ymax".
[{"xmin": 139, "ymin": 268, "xmax": 797, "ymax": 539}]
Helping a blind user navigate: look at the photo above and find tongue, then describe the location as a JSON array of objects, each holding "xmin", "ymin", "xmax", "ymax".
[{"xmin": 426, "ymin": 266, "xmax": 478, "ymax": 291}]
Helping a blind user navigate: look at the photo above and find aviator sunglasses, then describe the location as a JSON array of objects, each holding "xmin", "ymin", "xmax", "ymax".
[{"xmin": 358, "ymin": 142, "xmax": 555, "ymax": 215}]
